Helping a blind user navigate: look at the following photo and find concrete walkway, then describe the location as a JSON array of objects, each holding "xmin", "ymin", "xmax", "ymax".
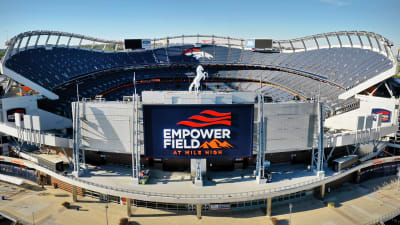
[
  {"xmin": 78, "ymin": 163, "xmax": 331, "ymax": 195},
  {"xmin": 1, "ymin": 175, "xmax": 399, "ymax": 225},
  {"xmin": 271, "ymin": 176, "xmax": 400, "ymax": 225}
]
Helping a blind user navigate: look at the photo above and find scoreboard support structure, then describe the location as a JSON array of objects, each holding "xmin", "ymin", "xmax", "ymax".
[
  {"xmin": 131, "ymin": 94, "xmax": 141, "ymax": 184},
  {"xmin": 72, "ymin": 100, "xmax": 86, "ymax": 177},
  {"xmin": 316, "ymin": 102, "xmax": 325, "ymax": 177},
  {"xmin": 256, "ymin": 94, "xmax": 267, "ymax": 184},
  {"xmin": 194, "ymin": 159, "xmax": 204, "ymax": 187}
]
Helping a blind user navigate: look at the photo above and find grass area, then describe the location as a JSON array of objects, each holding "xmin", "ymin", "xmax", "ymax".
[
  {"xmin": 0, "ymin": 49, "xmax": 5, "ymax": 59},
  {"xmin": 395, "ymin": 64, "xmax": 400, "ymax": 78}
]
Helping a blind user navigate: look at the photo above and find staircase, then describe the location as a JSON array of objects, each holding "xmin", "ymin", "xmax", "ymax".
[
  {"xmin": 389, "ymin": 113, "xmax": 400, "ymax": 144},
  {"xmin": 359, "ymin": 141, "xmax": 387, "ymax": 162}
]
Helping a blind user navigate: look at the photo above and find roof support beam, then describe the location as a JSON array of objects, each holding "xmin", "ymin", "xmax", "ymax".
[
  {"xmin": 5, "ymin": 30, "xmax": 393, "ymax": 54},
  {"xmin": 357, "ymin": 33, "xmax": 363, "ymax": 48},
  {"xmin": 368, "ymin": 82, "xmax": 383, "ymax": 96},
  {"xmin": 55, "ymin": 35, "xmax": 61, "ymax": 46},
  {"xmin": 16, "ymin": 38, "xmax": 23, "ymax": 52},
  {"xmin": 374, "ymin": 35, "xmax": 382, "ymax": 53},
  {"xmin": 34, "ymin": 35, "xmax": 40, "ymax": 47},
  {"xmin": 336, "ymin": 34, "xmax": 342, "ymax": 48},
  {"xmin": 67, "ymin": 36, "xmax": 72, "ymax": 46},
  {"xmin": 384, "ymin": 81, "xmax": 393, "ymax": 98},
  {"xmin": 301, "ymin": 40, "xmax": 307, "ymax": 51},
  {"xmin": 289, "ymin": 41, "xmax": 295, "ymax": 53},
  {"xmin": 383, "ymin": 44, "xmax": 390, "ymax": 57},
  {"xmin": 45, "ymin": 35, "xmax": 51, "ymax": 45},
  {"xmin": 25, "ymin": 35, "xmax": 31, "ymax": 50},
  {"xmin": 325, "ymin": 35, "xmax": 331, "ymax": 48},
  {"xmin": 347, "ymin": 33, "xmax": 353, "ymax": 47},
  {"xmin": 314, "ymin": 37, "xmax": 319, "ymax": 50},
  {"xmin": 367, "ymin": 35, "xmax": 373, "ymax": 50}
]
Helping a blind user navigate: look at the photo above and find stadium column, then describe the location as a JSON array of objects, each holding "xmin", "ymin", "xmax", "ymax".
[
  {"xmin": 256, "ymin": 94, "xmax": 266, "ymax": 184},
  {"xmin": 72, "ymin": 185, "xmax": 77, "ymax": 202},
  {"xmin": 316, "ymin": 102, "xmax": 325, "ymax": 177},
  {"xmin": 72, "ymin": 101, "xmax": 81, "ymax": 177},
  {"xmin": 127, "ymin": 198, "xmax": 132, "ymax": 217},
  {"xmin": 320, "ymin": 183, "xmax": 326, "ymax": 200},
  {"xmin": 131, "ymin": 94, "xmax": 140, "ymax": 184},
  {"xmin": 196, "ymin": 204, "xmax": 202, "ymax": 219},
  {"xmin": 355, "ymin": 169, "xmax": 361, "ymax": 183},
  {"xmin": 266, "ymin": 197, "xmax": 272, "ymax": 217},
  {"xmin": 36, "ymin": 171, "xmax": 41, "ymax": 185}
]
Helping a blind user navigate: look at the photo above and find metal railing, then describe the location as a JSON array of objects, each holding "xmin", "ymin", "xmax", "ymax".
[
  {"xmin": 65, "ymin": 173, "xmax": 326, "ymax": 200},
  {"xmin": 5, "ymin": 30, "xmax": 394, "ymax": 57},
  {"xmin": 59, "ymin": 157, "xmax": 399, "ymax": 202},
  {"xmin": 0, "ymin": 164, "xmax": 37, "ymax": 182},
  {"xmin": 363, "ymin": 207, "xmax": 400, "ymax": 225},
  {"xmin": 2, "ymin": 155, "xmax": 400, "ymax": 204}
]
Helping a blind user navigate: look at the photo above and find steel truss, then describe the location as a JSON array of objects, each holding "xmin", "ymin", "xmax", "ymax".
[
  {"xmin": 255, "ymin": 94, "xmax": 266, "ymax": 183},
  {"xmin": 131, "ymin": 94, "xmax": 141, "ymax": 184},
  {"xmin": 72, "ymin": 100, "xmax": 86, "ymax": 177}
]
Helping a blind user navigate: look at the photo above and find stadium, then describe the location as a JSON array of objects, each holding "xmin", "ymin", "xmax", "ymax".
[{"xmin": 0, "ymin": 30, "xmax": 400, "ymax": 222}]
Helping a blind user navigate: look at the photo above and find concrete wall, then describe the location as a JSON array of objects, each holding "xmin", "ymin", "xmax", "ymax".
[
  {"xmin": 141, "ymin": 91, "xmax": 256, "ymax": 104},
  {"xmin": 326, "ymin": 95, "xmax": 399, "ymax": 131},
  {"xmin": 51, "ymin": 176, "xmax": 83, "ymax": 196},
  {"xmin": 260, "ymin": 102, "xmax": 319, "ymax": 152},
  {"xmin": 0, "ymin": 95, "xmax": 71, "ymax": 130},
  {"xmin": 76, "ymin": 97, "xmax": 320, "ymax": 154},
  {"xmin": 75, "ymin": 101, "xmax": 135, "ymax": 153}
]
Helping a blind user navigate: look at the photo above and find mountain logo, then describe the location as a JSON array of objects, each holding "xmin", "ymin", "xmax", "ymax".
[
  {"xmin": 177, "ymin": 110, "xmax": 231, "ymax": 127},
  {"xmin": 199, "ymin": 139, "xmax": 234, "ymax": 149}
]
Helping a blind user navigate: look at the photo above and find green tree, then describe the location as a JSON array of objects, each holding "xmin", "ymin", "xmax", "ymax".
[{"xmin": 0, "ymin": 50, "xmax": 5, "ymax": 59}]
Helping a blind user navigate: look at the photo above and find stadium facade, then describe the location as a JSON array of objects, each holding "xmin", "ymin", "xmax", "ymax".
[{"xmin": 0, "ymin": 30, "xmax": 399, "ymax": 220}]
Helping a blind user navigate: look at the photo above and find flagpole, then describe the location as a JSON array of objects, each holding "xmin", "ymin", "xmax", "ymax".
[
  {"xmin": 133, "ymin": 72, "xmax": 137, "ymax": 96},
  {"xmin": 76, "ymin": 83, "xmax": 79, "ymax": 102}
]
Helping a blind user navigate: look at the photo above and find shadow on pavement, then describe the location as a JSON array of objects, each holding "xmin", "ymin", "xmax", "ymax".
[{"xmin": 128, "ymin": 221, "xmax": 141, "ymax": 225}]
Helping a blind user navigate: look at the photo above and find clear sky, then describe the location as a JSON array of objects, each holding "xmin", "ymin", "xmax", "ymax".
[{"xmin": 0, "ymin": 0, "xmax": 399, "ymax": 51}]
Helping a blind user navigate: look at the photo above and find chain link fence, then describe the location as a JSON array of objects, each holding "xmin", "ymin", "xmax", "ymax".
[{"xmin": 0, "ymin": 164, "xmax": 37, "ymax": 182}]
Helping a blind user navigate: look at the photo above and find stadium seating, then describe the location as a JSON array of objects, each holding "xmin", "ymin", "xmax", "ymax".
[
  {"xmin": 4, "ymin": 42, "xmax": 394, "ymax": 117},
  {"xmin": 6, "ymin": 46, "xmax": 391, "ymax": 92},
  {"xmin": 4, "ymin": 47, "xmax": 174, "ymax": 89},
  {"xmin": 37, "ymin": 68, "xmax": 193, "ymax": 116}
]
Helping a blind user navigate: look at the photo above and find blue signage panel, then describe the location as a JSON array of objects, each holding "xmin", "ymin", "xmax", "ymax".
[
  {"xmin": 143, "ymin": 104, "xmax": 254, "ymax": 159},
  {"xmin": 372, "ymin": 108, "xmax": 391, "ymax": 123},
  {"xmin": 245, "ymin": 39, "xmax": 255, "ymax": 49}
]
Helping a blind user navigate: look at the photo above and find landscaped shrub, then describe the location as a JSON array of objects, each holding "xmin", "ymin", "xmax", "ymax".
[
  {"xmin": 119, "ymin": 218, "xmax": 129, "ymax": 225},
  {"xmin": 62, "ymin": 201, "xmax": 70, "ymax": 208}
]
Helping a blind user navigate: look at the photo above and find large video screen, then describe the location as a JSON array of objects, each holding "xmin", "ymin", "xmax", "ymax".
[
  {"xmin": 124, "ymin": 39, "xmax": 142, "ymax": 49},
  {"xmin": 143, "ymin": 104, "xmax": 254, "ymax": 159},
  {"xmin": 255, "ymin": 39, "xmax": 273, "ymax": 49}
]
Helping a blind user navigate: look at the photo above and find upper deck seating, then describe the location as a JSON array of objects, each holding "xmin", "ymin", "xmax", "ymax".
[{"xmin": 5, "ymin": 44, "xmax": 394, "ymax": 117}]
